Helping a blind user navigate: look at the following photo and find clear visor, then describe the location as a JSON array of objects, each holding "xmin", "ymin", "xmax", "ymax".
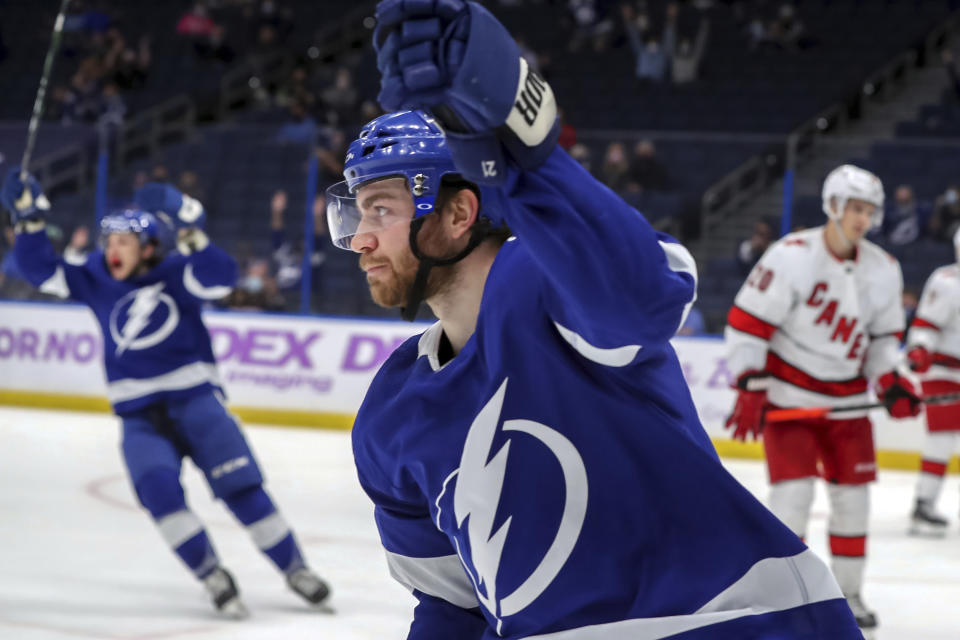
[{"xmin": 325, "ymin": 177, "xmax": 416, "ymax": 251}]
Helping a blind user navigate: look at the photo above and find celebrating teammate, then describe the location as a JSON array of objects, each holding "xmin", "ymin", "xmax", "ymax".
[
  {"xmin": 323, "ymin": 1, "xmax": 863, "ymax": 637},
  {"xmin": 1, "ymin": 173, "xmax": 330, "ymax": 618},
  {"xmin": 725, "ymin": 164, "xmax": 922, "ymax": 634},
  {"xmin": 905, "ymin": 227, "xmax": 960, "ymax": 536}
]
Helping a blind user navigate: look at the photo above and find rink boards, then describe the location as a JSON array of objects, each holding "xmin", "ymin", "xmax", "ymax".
[{"xmin": 0, "ymin": 299, "xmax": 956, "ymax": 472}]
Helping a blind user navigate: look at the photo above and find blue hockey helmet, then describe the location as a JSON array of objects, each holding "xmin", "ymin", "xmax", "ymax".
[
  {"xmin": 99, "ymin": 208, "xmax": 174, "ymax": 255},
  {"xmin": 326, "ymin": 110, "xmax": 499, "ymax": 250}
]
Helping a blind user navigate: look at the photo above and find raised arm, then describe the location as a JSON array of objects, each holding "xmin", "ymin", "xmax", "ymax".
[
  {"xmin": 372, "ymin": 0, "xmax": 695, "ymax": 354},
  {"xmin": 490, "ymin": 149, "xmax": 697, "ymax": 353},
  {"xmin": 2, "ymin": 168, "xmax": 95, "ymax": 301},
  {"xmin": 135, "ymin": 182, "xmax": 237, "ymax": 301}
]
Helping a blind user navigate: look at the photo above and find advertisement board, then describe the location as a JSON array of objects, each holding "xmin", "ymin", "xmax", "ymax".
[{"xmin": 0, "ymin": 300, "xmax": 947, "ymax": 470}]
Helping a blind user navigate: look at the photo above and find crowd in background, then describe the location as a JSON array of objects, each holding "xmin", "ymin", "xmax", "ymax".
[{"xmin": 3, "ymin": 0, "xmax": 960, "ymax": 332}]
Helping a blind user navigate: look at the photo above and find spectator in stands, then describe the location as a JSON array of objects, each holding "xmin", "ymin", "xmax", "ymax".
[
  {"xmin": 194, "ymin": 25, "xmax": 236, "ymax": 65},
  {"xmin": 569, "ymin": 0, "xmax": 615, "ymax": 52},
  {"xmin": 557, "ymin": 108, "xmax": 577, "ymax": 150},
  {"xmin": 629, "ymin": 139, "xmax": 670, "ymax": 191},
  {"xmin": 569, "ymin": 143, "xmax": 593, "ymax": 173},
  {"xmin": 228, "ymin": 258, "xmax": 285, "ymax": 312},
  {"xmin": 880, "ymin": 184, "xmax": 928, "ymax": 246},
  {"xmin": 276, "ymin": 100, "xmax": 317, "ymax": 144},
  {"xmin": 50, "ymin": 86, "xmax": 80, "ymax": 125},
  {"xmin": 269, "ymin": 189, "xmax": 328, "ymax": 308},
  {"xmin": 64, "ymin": 226, "xmax": 91, "ymax": 264},
  {"xmin": 112, "ymin": 36, "xmax": 152, "ymax": 90},
  {"xmin": 177, "ymin": 4, "xmax": 217, "ymax": 38},
  {"xmin": 132, "ymin": 170, "xmax": 150, "ymax": 194},
  {"xmin": 601, "ymin": 141, "xmax": 632, "ymax": 192},
  {"xmin": 930, "ymin": 184, "xmax": 960, "ymax": 242},
  {"xmin": 177, "ymin": 171, "xmax": 206, "ymax": 204},
  {"xmin": 943, "ymin": 49, "xmax": 960, "ymax": 99},
  {"xmin": 622, "ymin": 3, "xmax": 668, "ymax": 82},
  {"xmin": 736, "ymin": 219, "xmax": 774, "ymax": 275},
  {"xmin": 772, "ymin": 3, "xmax": 806, "ymax": 52},
  {"xmin": 150, "ymin": 165, "xmax": 170, "ymax": 183},
  {"xmin": 98, "ymin": 83, "xmax": 127, "ymax": 127},
  {"xmin": 276, "ymin": 66, "xmax": 315, "ymax": 110},
  {"xmin": 669, "ymin": 9, "xmax": 710, "ymax": 84},
  {"xmin": 315, "ymin": 128, "xmax": 348, "ymax": 185},
  {"xmin": 320, "ymin": 67, "xmax": 360, "ymax": 126}
]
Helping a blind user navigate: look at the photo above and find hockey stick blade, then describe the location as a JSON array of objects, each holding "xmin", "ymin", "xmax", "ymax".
[{"xmin": 764, "ymin": 391, "xmax": 960, "ymax": 423}]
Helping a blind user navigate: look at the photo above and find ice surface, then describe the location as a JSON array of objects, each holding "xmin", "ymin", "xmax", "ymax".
[{"xmin": 1, "ymin": 406, "xmax": 958, "ymax": 639}]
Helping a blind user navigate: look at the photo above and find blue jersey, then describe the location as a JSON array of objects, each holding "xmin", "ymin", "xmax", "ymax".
[
  {"xmin": 14, "ymin": 229, "xmax": 236, "ymax": 415},
  {"xmin": 352, "ymin": 149, "xmax": 862, "ymax": 639}
]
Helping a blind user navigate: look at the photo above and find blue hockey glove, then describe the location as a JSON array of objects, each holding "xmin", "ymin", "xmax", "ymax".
[
  {"xmin": 1, "ymin": 167, "xmax": 51, "ymax": 223},
  {"xmin": 134, "ymin": 182, "xmax": 206, "ymax": 231},
  {"xmin": 374, "ymin": 0, "xmax": 560, "ymax": 185}
]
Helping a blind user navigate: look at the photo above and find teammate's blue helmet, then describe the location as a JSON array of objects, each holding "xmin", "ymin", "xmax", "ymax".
[
  {"xmin": 99, "ymin": 208, "xmax": 174, "ymax": 254},
  {"xmin": 327, "ymin": 110, "xmax": 499, "ymax": 250}
]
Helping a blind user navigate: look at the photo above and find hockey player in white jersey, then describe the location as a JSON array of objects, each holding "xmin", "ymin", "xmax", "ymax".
[
  {"xmin": 725, "ymin": 164, "xmax": 922, "ymax": 634},
  {"xmin": 905, "ymin": 227, "xmax": 960, "ymax": 536}
]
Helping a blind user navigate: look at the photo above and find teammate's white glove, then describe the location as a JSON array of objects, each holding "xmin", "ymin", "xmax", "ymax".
[
  {"xmin": 1, "ymin": 166, "xmax": 50, "ymax": 225},
  {"xmin": 374, "ymin": 0, "xmax": 560, "ymax": 185},
  {"xmin": 134, "ymin": 182, "xmax": 207, "ymax": 231}
]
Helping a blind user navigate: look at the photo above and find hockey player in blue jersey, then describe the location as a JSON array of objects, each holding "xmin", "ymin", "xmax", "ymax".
[
  {"xmin": 323, "ymin": 1, "xmax": 865, "ymax": 638},
  {"xmin": 1, "ymin": 172, "xmax": 330, "ymax": 618}
]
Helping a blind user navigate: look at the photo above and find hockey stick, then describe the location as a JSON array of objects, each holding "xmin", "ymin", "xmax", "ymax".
[
  {"xmin": 765, "ymin": 391, "xmax": 960, "ymax": 423},
  {"xmin": 16, "ymin": 0, "xmax": 71, "ymax": 194}
]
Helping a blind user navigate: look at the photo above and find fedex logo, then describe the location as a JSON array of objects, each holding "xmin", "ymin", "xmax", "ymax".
[
  {"xmin": 210, "ymin": 327, "xmax": 320, "ymax": 368},
  {"xmin": 208, "ymin": 326, "xmax": 410, "ymax": 372},
  {"xmin": 805, "ymin": 282, "xmax": 865, "ymax": 360}
]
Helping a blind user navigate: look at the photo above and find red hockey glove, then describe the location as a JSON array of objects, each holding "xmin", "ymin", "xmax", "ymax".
[
  {"xmin": 876, "ymin": 371, "xmax": 922, "ymax": 419},
  {"xmin": 725, "ymin": 372, "xmax": 769, "ymax": 441},
  {"xmin": 907, "ymin": 346, "xmax": 932, "ymax": 374}
]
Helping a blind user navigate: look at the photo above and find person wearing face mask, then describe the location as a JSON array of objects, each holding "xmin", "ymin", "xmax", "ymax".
[
  {"xmin": 881, "ymin": 184, "xmax": 928, "ymax": 246},
  {"xmin": 621, "ymin": 3, "xmax": 668, "ymax": 82},
  {"xmin": 930, "ymin": 184, "xmax": 960, "ymax": 242}
]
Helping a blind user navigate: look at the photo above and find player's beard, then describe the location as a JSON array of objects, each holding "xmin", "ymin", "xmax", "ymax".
[{"xmin": 360, "ymin": 221, "xmax": 461, "ymax": 308}]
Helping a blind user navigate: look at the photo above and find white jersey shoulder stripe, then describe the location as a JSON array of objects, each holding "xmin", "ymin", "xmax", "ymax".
[
  {"xmin": 183, "ymin": 263, "xmax": 233, "ymax": 300},
  {"xmin": 38, "ymin": 265, "xmax": 70, "ymax": 298},
  {"xmin": 554, "ymin": 322, "xmax": 641, "ymax": 368},
  {"xmin": 385, "ymin": 551, "xmax": 479, "ymax": 610},
  {"xmin": 659, "ymin": 240, "xmax": 698, "ymax": 332}
]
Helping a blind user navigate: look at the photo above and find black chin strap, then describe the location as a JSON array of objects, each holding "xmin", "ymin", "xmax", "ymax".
[{"xmin": 400, "ymin": 215, "xmax": 492, "ymax": 322}]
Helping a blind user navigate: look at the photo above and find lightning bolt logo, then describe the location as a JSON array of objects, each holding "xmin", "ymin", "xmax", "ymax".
[
  {"xmin": 109, "ymin": 283, "xmax": 180, "ymax": 356},
  {"xmin": 454, "ymin": 380, "xmax": 513, "ymax": 616},
  {"xmin": 441, "ymin": 379, "xmax": 589, "ymax": 633}
]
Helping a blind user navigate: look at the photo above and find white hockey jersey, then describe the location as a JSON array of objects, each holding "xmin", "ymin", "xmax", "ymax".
[
  {"xmin": 725, "ymin": 226, "xmax": 904, "ymax": 415},
  {"xmin": 908, "ymin": 263, "xmax": 960, "ymax": 385}
]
